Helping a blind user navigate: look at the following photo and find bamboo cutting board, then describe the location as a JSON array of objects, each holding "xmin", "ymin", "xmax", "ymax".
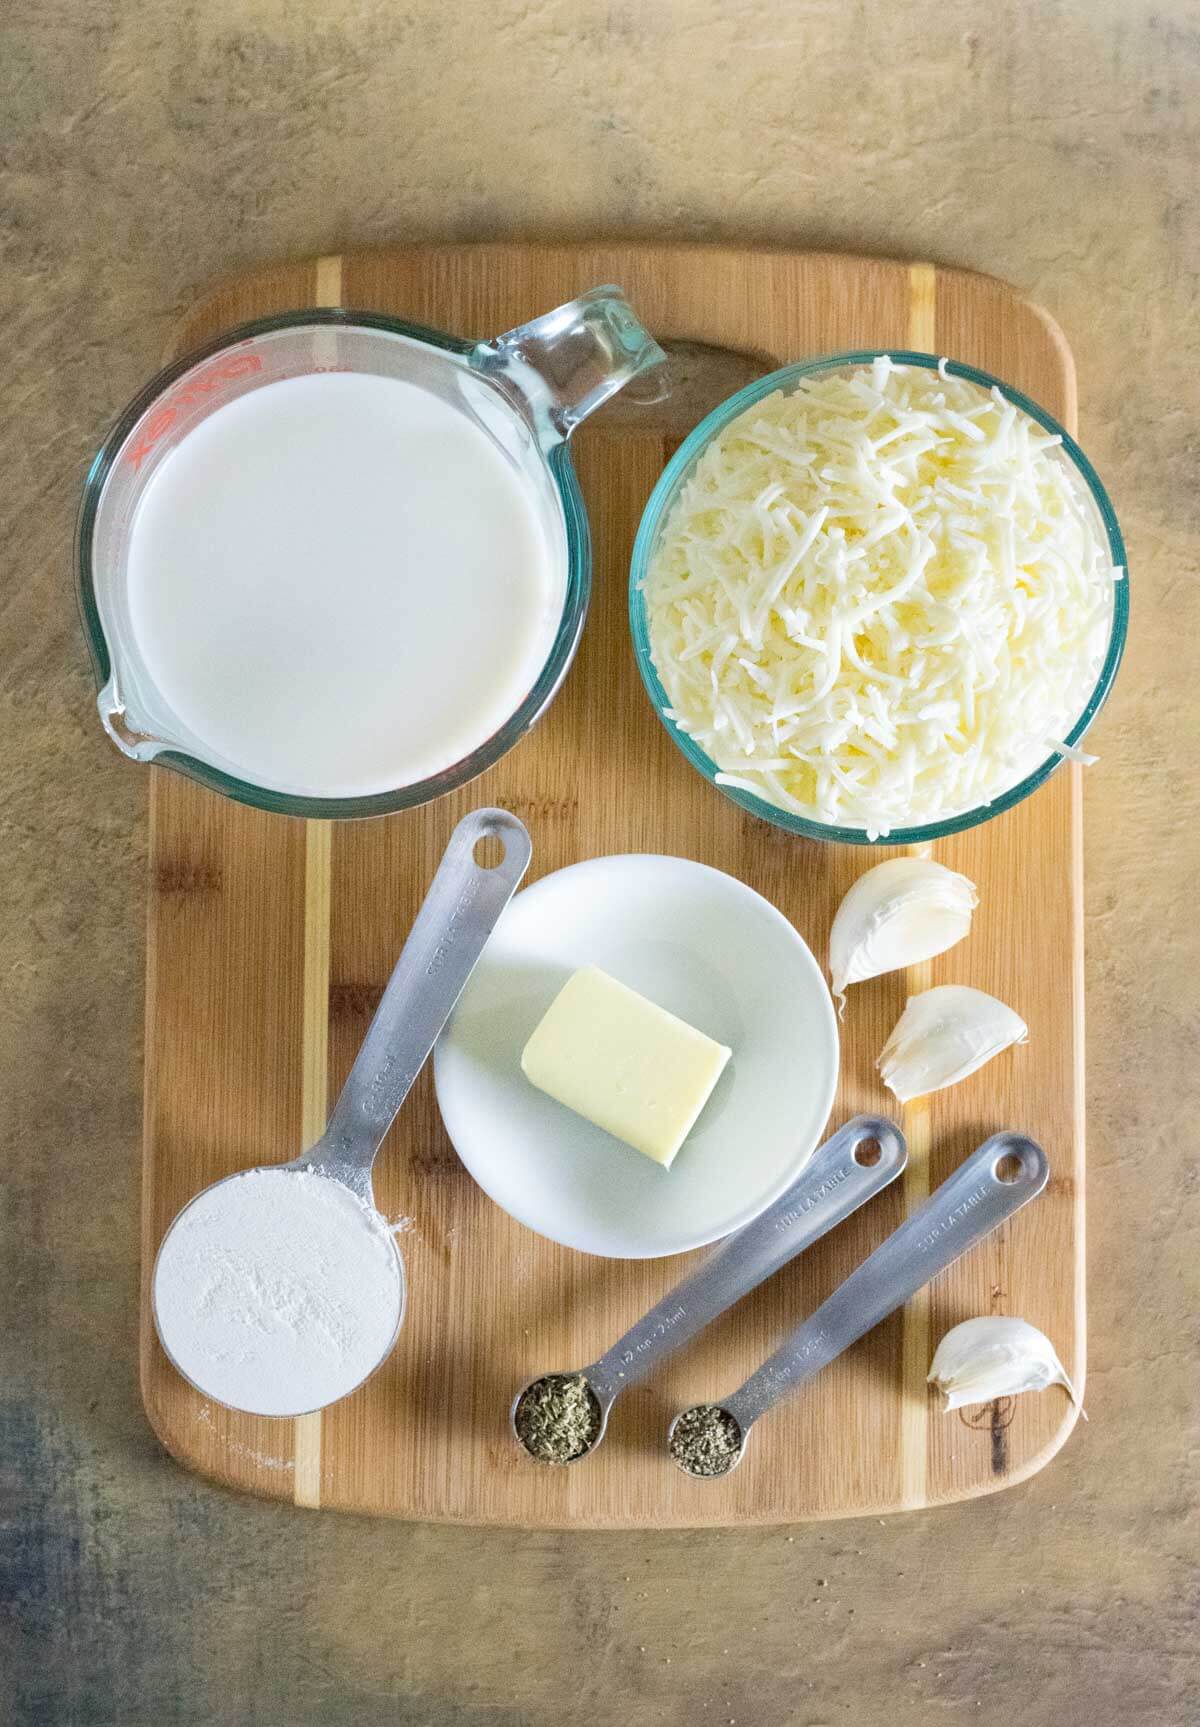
[{"xmin": 141, "ymin": 243, "xmax": 1085, "ymax": 1525}]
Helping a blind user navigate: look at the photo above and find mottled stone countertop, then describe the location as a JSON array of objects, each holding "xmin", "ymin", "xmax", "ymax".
[{"xmin": 2, "ymin": 2, "xmax": 1196, "ymax": 1722}]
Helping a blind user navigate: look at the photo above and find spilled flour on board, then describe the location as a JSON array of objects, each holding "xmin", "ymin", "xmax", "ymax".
[{"xmin": 195, "ymin": 1404, "xmax": 293, "ymax": 1472}]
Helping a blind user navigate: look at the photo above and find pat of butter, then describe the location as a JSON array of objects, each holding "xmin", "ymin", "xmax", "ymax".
[{"xmin": 520, "ymin": 966, "xmax": 732, "ymax": 1168}]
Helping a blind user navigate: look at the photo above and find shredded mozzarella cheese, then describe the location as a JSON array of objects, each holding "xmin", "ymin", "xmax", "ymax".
[{"xmin": 643, "ymin": 359, "xmax": 1121, "ymax": 837}]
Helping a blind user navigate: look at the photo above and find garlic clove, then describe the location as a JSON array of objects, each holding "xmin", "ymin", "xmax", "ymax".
[
  {"xmin": 877, "ymin": 984, "xmax": 1027, "ymax": 1103},
  {"xmin": 929, "ymin": 1317, "xmax": 1080, "ymax": 1412},
  {"xmin": 829, "ymin": 858, "xmax": 977, "ymax": 1006}
]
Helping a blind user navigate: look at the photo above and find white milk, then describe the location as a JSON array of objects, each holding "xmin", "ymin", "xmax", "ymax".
[{"xmin": 127, "ymin": 371, "xmax": 561, "ymax": 796}]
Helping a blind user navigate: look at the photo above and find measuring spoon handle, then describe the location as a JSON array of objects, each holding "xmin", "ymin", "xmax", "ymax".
[
  {"xmin": 585, "ymin": 1116, "xmax": 906, "ymax": 1402},
  {"xmin": 726, "ymin": 1132, "xmax": 1049, "ymax": 1431},
  {"xmin": 320, "ymin": 808, "xmax": 531, "ymax": 1172}
]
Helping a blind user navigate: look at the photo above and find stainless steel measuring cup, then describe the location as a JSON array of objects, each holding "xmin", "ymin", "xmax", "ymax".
[
  {"xmin": 512, "ymin": 1115, "xmax": 907, "ymax": 1463},
  {"xmin": 667, "ymin": 1130, "xmax": 1049, "ymax": 1476},
  {"xmin": 152, "ymin": 806, "xmax": 531, "ymax": 1414}
]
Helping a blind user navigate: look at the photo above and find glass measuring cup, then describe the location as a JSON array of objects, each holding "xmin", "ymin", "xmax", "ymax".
[{"xmin": 76, "ymin": 290, "xmax": 666, "ymax": 818}]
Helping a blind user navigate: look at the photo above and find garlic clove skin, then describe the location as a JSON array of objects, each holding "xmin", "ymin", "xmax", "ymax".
[
  {"xmin": 929, "ymin": 1317, "xmax": 1080, "ymax": 1411},
  {"xmin": 829, "ymin": 858, "xmax": 977, "ymax": 1005},
  {"xmin": 877, "ymin": 984, "xmax": 1027, "ymax": 1103}
]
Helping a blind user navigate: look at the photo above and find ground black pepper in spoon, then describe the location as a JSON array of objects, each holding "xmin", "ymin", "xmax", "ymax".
[{"xmin": 668, "ymin": 1404, "xmax": 744, "ymax": 1477}]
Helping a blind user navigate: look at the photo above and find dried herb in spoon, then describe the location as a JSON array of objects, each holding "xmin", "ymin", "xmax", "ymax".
[{"xmin": 514, "ymin": 1373, "xmax": 601, "ymax": 1464}]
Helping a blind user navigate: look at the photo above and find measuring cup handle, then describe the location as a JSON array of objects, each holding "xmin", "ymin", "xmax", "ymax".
[
  {"xmin": 320, "ymin": 808, "xmax": 531, "ymax": 1173},
  {"xmin": 585, "ymin": 1117, "xmax": 906, "ymax": 1401},
  {"xmin": 472, "ymin": 286, "xmax": 668, "ymax": 441},
  {"xmin": 727, "ymin": 1132, "xmax": 1049, "ymax": 1431}
]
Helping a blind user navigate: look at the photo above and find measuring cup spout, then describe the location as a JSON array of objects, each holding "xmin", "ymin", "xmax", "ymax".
[
  {"xmin": 471, "ymin": 286, "xmax": 668, "ymax": 441},
  {"xmin": 97, "ymin": 677, "xmax": 173, "ymax": 762}
]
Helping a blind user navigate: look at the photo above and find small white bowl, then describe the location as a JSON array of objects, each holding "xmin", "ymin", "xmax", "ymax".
[{"xmin": 433, "ymin": 854, "xmax": 839, "ymax": 1258}]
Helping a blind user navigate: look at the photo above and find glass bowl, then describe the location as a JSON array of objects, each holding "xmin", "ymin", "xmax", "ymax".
[{"xmin": 629, "ymin": 350, "xmax": 1128, "ymax": 846}]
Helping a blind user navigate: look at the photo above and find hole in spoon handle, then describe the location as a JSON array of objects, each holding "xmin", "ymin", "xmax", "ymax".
[{"xmin": 717, "ymin": 1132, "xmax": 1050, "ymax": 1434}]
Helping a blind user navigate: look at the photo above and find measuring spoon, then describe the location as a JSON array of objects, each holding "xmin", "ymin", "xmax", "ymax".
[
  {"xmin": 288, "ymin": 806, "xmax": 531, "ymax": 1205},
  {"xmin": 152, "ymin": 806, "xmax": 531, "ymax": 1415},
  {"xmin": 667, "ymin": 1130, "xmax": 1049, "ymax": 1476},
  {"xmin": 512, "ymin": 1115, "xmax": 907, "ymax": 1463}
]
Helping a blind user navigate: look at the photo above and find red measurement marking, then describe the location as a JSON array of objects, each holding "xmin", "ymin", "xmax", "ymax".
[{"xmin": 126, "ymin": 352, "xmax": 264, "ymax": 469}]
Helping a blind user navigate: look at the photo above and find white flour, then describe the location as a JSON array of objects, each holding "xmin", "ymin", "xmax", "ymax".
[
  {"xmin": 153, "ymin": 1168, "xmax": 404, "ymax": 1417},
  {"xmin": 194, "ymin": 1405, "xmax": 293, "ymax": 1472}
]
